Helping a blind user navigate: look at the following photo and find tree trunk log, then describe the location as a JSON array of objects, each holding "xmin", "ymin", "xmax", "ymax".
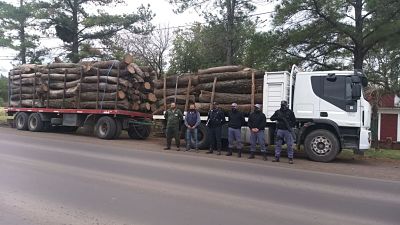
[
  {"xmin": 197, "ymin": 65, "xmax": 243, "ymax": 74},
  {"xmin": 154, "ymin": 75, "xmax": 199, "ymax": 89},
  {"xmin": 49, "ymin": 80, "xmax": 80, "ymax": 89},
  {"xmin": 48, "ymin": 86, "xmax": 78, "ymax": 99},
  {"xmin": 9, "ymin": 72, "xmax": 42, "ymax": 79},
  {"xmin": 195, "ymin": 103, "xmax": 252, "ymax": 114},
  {"xmin": 80, "ymin": 99, "xmax": 130, "ymax": 110},
  {"xmin": 159, "ymin": 95, "xmax": 195, "ymax": 105},
  {"xmin": 197, "ymin": 70, "xmax": 264, "ymax": 83},
  {"xmin": 79, "ymin": 91, "xmax": 126, "ymax": 101},
  {"xmin": 127, "ymin": 63, "xmax": 144, "ymax": 77},
  {"xmin": 47, "ymin": 63, "xmax": 80, "ymax": 69},
  {"xmin": 79, "ymin": 83, "xmax": 125, "ymax": 92},
  {"xmin": 91, "ymin": 60, "xmax": 125, "ymax": 69},
  {"xmin": 10, "ymin": 94, "xmax": 40, "ymax": 100},
  {"xmin": 10, "ymin": 100, "xmax": 43, "ymax": 108},
  {"xmin": 154, "ymin": 87, "xmax": 195, "ymax": 98},
  {"xmin": 123, "ymin": 54, "xmax": 134, "ymax": 65},
  {"xmin": 195, "ymin": 79, "xmax": 263, "ymax": 94},
  {"xmin": 11, "ymin": 77, "xmax": 41, "ymax": 85},
  {"xmin": 10, "ymin": 85, "xmax": 47, "ymax": 94},
  {"xmin": 199, "ymin": 90, "xmax": 263, "ymax": 104},
  {"xmin": 41, "ymin": 73, "xmax": 81, "ymax": 81},
  {"xmin": 82, "ymin": 76, "xmax": 131, "ymax": 87},
  {"xmin": 45, "ymin": 98, "xmax": 78, "ymax": 108}
]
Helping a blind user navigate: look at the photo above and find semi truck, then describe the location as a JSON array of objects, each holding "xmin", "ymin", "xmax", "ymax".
[{"xmin": 155, "ymin": 66, "xmax": 371, "ymax": 162}]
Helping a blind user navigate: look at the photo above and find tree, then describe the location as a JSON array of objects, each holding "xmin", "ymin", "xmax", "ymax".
[
  {"xmin": 168, "ymin": 0, "xmax": 257, "ymax": 65},
  {"xmin": 272, "ymin": 0, "xmax": 400, "ymax": 70},
  {"xmin": 41, "ymin": 0, "xmax": 154, "ymax": 62},
  {"xmin": 0, "ymin": 0, "xmax": 45, "ymax": 64},
  {"xmin": 0, "ymin": 75, "xmax": 8, "ymax": 106}
]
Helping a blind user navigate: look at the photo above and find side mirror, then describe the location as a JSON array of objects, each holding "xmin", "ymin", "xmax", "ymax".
[{"xmin": 352, "ymin": 84, "xmax": 361, "ymax": 99}]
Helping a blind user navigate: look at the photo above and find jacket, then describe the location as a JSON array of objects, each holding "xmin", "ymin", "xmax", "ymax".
[
  {"xmin": 184, "ymin": 110, "xmax": 201, "ymax": 128},
  {"xmin": 206, "ymin": 108, "xmax": 226, "ymax": 128},
  {"xmin": 164, "ymin": 108, "xmax": 183, "ymax": 128},
  {"xmin": 270, "ymin": 108, "xmax": 296, "ymax": 130},
  {"xmin": 228, "ymin": 110, "xmax": 245, "ymax": 129},
  {"xmin": 248, "ymin": 110, "xmax": 266, "ymax": 130}
]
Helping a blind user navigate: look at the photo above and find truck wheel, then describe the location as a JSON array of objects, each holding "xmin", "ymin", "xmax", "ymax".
[
  {"xmin": 128, "ymin": 124, "xmax": 151, "ymax": 140},
  {"xmin": 95, "ymin": 116, "xmax": 117, "ymax": 139},
  {"xmin": 28, "ymin": 113, "xmax": 44, "ymax": 132},
  {"xmin": 15, "ymin": 112, "xmax": 29, "ymax": 130},
  {"xmin": 304, "ymin": 129, "xmax": 339, "ymax": 162},
  {"xmin": 113, "ymin": 119, "xmax": 123, "ymax": 139},
  {"xmin": 194, "ymin": 123, "xmax": 210, "ymax": 149}
]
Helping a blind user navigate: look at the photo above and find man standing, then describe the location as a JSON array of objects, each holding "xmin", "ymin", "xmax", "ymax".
[
  {"xmin": 227, "ymin": 103, "xmax": 245, "ymax": 157},
  {"xmin": 164, "ymin": 102, "xmax": 183, "ymax": 151},
  {"xmin": 248, "ymin": 104, "xmax": 267, "ymax": 160},
  {"xmin": 270, "ymin": 100, "xmax": 296, "ymax": 164},
  {"xmin": 184, "ymin": 103, "xmax": 201, "ymax": 152},
  {"xmin": 206, "ymin": 102, "xmax": 226, "ymax": 155}
]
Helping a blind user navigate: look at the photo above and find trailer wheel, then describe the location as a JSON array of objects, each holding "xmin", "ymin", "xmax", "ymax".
[
  {"xmin": 193, "ymin": 123, "xmax": 210, "ymax": 149},
  {"xmin": 128, "ymin": 124, "xmax": 151, "ymax": 140},
  {"xmin": 113, "ymin": 119, "xmax": 123, "ymax": 139},
  {"xmin": 15, "ymin": 112, "xmax": 29, "ymax": 130},
  {"xmin": 304, "ymin": 129, "xmax": 339, "ymax": 162},
  {"xmin": 95, "ymin": 116, "xmax": 117, "ymax": 139},
  {"xmin": 28, "ymin": 113, "xmax": 44, "ymax": 132}
]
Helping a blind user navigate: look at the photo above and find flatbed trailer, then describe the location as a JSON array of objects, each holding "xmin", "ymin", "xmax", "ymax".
[{"xmin": 6, "ymin": 107, "xmax": 153, "ymax": 140}]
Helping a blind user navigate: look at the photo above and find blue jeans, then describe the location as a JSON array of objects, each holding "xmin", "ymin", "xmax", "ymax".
[
  {"xmin": 228, "ymin": 127, "xmax": 242, "ymax": 149},
  {"xmin": 186, "ymin": 128, "xmax": 198, "ymax": 150},
  {"xmin": 250, "ymin": 130, "xmax": 266, "ymax": 153},
  {"xmin": 275, "ymin": 129, "xmax": 294, "ymax": 158}
]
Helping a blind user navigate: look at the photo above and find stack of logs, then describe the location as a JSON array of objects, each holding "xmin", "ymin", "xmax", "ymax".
[
  {"xmin": 153, "ymin": 65, "xmax": 264, "ymax": 115},
  {"xmin": 8, "ymin": 55, "xmax": 157, "ymax": 112}
]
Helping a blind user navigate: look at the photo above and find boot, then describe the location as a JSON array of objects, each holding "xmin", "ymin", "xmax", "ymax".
[
  {"xmin": 177, "ymin": 146, "xmax": 180, "ymax": 151},
  {"xmin": 237, "ymin": 149, "xmax": 242, "ymax": 158},
  {"xmin": 272, "ymin": 157, "xmax": 280, "ymax": 162},
  {"xmin": 248, "ymin": 152, "xmax": 255, "ymax": 159},
  {"xmin": 226, "ymin": 148, "xmax": 232, "ymax": 156},
  {"xmin": 262, "ymin": 153, "xmax": 268, "ymax": 161},
  {"xmin": 289, "ymin": 158, "xmax": 294, "ymax": 164},
  {"xmin": 206, "ymin": 149, "xmax": 213, "ymax": 154},
  {"xmin": 164, "ymin": 147, "xmax": 171, "ymax": 150}
]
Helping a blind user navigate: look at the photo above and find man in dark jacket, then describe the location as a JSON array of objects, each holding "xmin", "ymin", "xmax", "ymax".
[
  {"xmin": 184, "ymin": 103, "xmax": 201, "ymax": 152},
  {"xmin": 227, "ymin": 103, "xmax": 245, "ymax": 157},
  {"xmin": 206, "ymin": 102, "xmax": 226, "ymax": 155},
  {"xmin": 164, "ymin": 102, "xmax": 183, "ymax": 151},
  {"xmin": 248, "ymin": 104, "xmax": 267, "ymax": 160},
  {"xmin": 270, "ymin": 100, "xmax": 296, "ymax": 164}
]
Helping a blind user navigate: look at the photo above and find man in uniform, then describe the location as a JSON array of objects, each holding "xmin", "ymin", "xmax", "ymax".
[
  {"xmin": 270, "ymin": 100, "xmax": 296, "ymax": 164},
  {"xmin": 164, "ymin": 102, "xmax": 183, "ymax": 151},
  {"xmin": 206, "ymin": 102, "xmax": 226, "ymax": 155},
  {"xmin": 184, "ymin": 103, "xmax": 201, "ymax": 152},
  {"xmin": 227, "ymin": 103, "xmax": 245, "ymax": 157},
  {"xmin": 248, "ymin": 104, "xmax": 267, "ymax": 160}
]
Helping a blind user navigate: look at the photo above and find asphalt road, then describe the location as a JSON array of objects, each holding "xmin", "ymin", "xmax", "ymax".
[{"xmin": 0, "ymin": 128, "xmax": 399, "ymax": 225}]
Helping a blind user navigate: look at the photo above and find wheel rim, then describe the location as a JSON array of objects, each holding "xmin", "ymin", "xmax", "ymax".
[
  {"xmin": 29, "ymin": 117, "xmax": 37, "ymax": 129},
  {"xmin": 311, "ymin": 135, "xmax": 332, "ymax": 155},
  {"xmin": 17, "ymin": 116, "xmax": 24, "ymax": 128},
  {"xmin": 99, "ymin": 123, "xmax": 108, "ymax": 136}
]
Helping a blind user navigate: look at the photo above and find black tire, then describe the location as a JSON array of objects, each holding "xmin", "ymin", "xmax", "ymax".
[
  {"xmin": 15, "ymin": 112, "xmax": 29, "ymax": 130},
  {"xmin": 304, "ymin": 129, "xmax": 340, "ymax": 162},
  {"xmin": 113, "ymin": 119, "xmax": 123, "ymax": 139},
  {"xmin": 95, "ymin": 116, "xmax": 117, "ymax": 139},
  {"xmin": 193, "ymin": 123, "xmax": 210, "ymax": 149},
  {"xmin": 28, "ymin": 113, "xmax": 44, "ymax": 132},
  {"xmin": 128, "ymin": 124, "xmax": 151, "ymax": 140}
]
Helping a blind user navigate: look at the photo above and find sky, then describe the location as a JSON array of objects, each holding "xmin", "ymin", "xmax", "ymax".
[{"xmin": 0, "ymin": 0, "xmax": 275, "ymax": 75}]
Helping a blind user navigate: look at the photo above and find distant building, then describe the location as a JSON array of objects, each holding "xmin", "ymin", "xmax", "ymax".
[{"xmin": 376, "ymin": 94, "xmax": 400, "ymax": 149}]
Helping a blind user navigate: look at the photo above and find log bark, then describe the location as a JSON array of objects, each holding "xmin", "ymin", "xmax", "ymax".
[
  {"xmin": 80, "ymin": 99, "xmax": 130, "ymax": 110},
  {"xmin": 41, "ymin": 73, "xmax": 81, "ymax": 81},
  {"xmin": 39, "ymin": 68, "xmax": 83, "ymax": 74},
  {"xmin": 10, "ymin": 94, "xmax": 40, "ymax": 100},
  {"xmin": 49, "ymin": 80, "xmax": 80, "ymax": 89},
  {"xmin": 154, "ymin": 87, "xmax": 195, "ymax": 98},
  {"xmin": 79, "ymin": 83, "xmax": 124, "ymax": 92},
  {"xmin": 47, "ymin": 63, "xmax": 80, "ymax": 69},
  {"xmin": 11, "ymin": 77, "xmax": 41, "ymax": 85},
  {"xmin": 199, "ymin": 91, "xmax": 262, "ymax": 104},
  {"xmin": 198, "ymin": 65, "xmax": 243, "ymax": 74},
  {"xmin": 10, "ymin": 100, "xmax": 43, "ymax": 108},
  {"xmin": 195, "ymin": 79, "xmax": 263, "ymax": 94},
  {"xmin": 10, "ymin": 85, "xmax": 47, "ymax": 94},
  {"xmin": 127, "ymin": 63, "xmax": 144, "ymax": 77},
  {"xmin": 48, "ymin": 86, "xmax": 78, "ymax": 99},
  {"xmin": 9, "ymin": 72, "xmax": 42, "ymax": 78},
  {"xmin": 79, "ymin": 91, "xmax": 126, "ymax": 101},
  {"xmin": 154, "ymin": 75, "xmax": 199, "ymax": 89},
  {"xmin": 82, "ymin": 76, "xmax": 131, "ymax": 87},
  {"xmin": 92, "ymin": 60, "xmax": 125, "ymax": 69},
  {"xmin": 159, "ymin": 95, "xmax": 195, "ymax": 105},
  {"xmin": 140, "ymin": 102, "xmax": 151, "ymax": 111},
  {"xmin": 146, "ymin": 93, "xmax": 157, "ymax": 103},
  {"xmin": 197, "ymin": 70, "xmax": 264, "ymax": 83},
  {"xmin": 195, "ymin": 103, "xmax": 252, "ymax": 114},
  {"xmin": 45, "ymin": 98, "xmax": 78, "ymax": 109},
  {"xmin": 123, "ymin": 54, "xmax": 134, "ymax": 65}
]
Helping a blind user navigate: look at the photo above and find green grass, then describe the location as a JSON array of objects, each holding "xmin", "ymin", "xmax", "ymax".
[{"xmin": 339, "ymin": 149, "xmax": 400, "ymax": 160}]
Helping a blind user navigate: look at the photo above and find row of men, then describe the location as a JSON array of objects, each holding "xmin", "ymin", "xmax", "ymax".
[{"xmin": 164, "ymin": 101, "xmax": 296, "ymax": 164}]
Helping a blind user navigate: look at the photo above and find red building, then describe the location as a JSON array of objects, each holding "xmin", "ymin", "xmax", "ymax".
[{"xmin": 377, "ymin": 94, "xmax": 400, "ymax": 148}]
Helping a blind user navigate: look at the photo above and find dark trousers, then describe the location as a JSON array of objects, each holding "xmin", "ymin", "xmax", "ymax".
[
  {"xmin": 275, "ymin": 129, "xmax": 294, "ymax": 158},
  {"xmin": 166, "ymin": 126, "xmax": 180, "ymax": 148},
  {"xmin": 208, "ymin": 126, "xmax": 222, "ymax": 151}
]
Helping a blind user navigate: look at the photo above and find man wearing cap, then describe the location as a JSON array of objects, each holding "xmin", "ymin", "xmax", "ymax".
[
  {"xmin": 164, "ymin": 102, "xmax": 183, "ymax": 151},
  {"xmin": 227, "ymin": 103, "xmax": 245, "ymax": 157},
  {"xmin": 270, "ymin": 100, "xmax": 296, "ymax": 164},
  {"xmin": 248, "ymin": 104, "xmax": 268, "ymax": 160},
  {"xmin": 206, "ymin": 102, "xmax": 226, "ymax": 155}
]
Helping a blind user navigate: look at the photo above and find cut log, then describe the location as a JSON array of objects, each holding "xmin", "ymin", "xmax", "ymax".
[
  {"xmin": 92, "ymin": 60, "xmax": 125, "ymax": 69},
  {"xmin": 80, "ymin": 99, "xmax": 130, "ymax": 110},
  {"xmin": 10, "ymin": 94, "xmax": 40, "ymax": 101},
  {"xmin": 45, "ymin": 98, "xmax": 78, "ymax": 109},
  {"xmin": 39, "ymin": 67, "xmax": 83, "ymax": 74},
  {"xmin": 10, "ymin": 100, "xmax": 43, "ymax": 108},
  {"xmin": 199, "ymin": 91, "xmax": 263, "ymax": 104},
  {"xmin": 123, "ymin": 53, "xmax": 134, "ymax": 65},
  {"xmin": 86, "ymin": 68, "xmax": 134, "ymax": 77},
  {"xmin": 127, "ymin": 62, "xmax": 144, "ymax": 77},
  {"xmin": 195, "ymin": 79, "xmax": 263, "ymax": 94},
  {"xmin": 198, "ymin": 65, "xmax": 243, "ymax": 74},
  {"xmin": 154, "ymin": 75, "xmax": 199, "ymax": 89},
  {"xmin": 197, "ymin": 70, "xmax": 264, "ymax": 83},
  {"xmin": 140, "ymin": 102, "xmax": 151, "ymax": 111},
  {"xmin": 195, "ymin": 103, "xmax": 252, "ymax": 114},
  {"xmin": 49, "ymin": 80, "xmax": 80, "ymax": 89},
  {"xmin": 10, "ymin": 85, "xmax": 47, "ymax": 94},
  {"xmin": 79, "ymin": 91, "xmax": 126, "ymax": 101},
  {"xmin": 41, "ymin": 73, "xmax": 81, "ymax": 81},
  {"xmin": 158, "ymin": 95, "xmax": 195, "ymax": 105},
  {"xmin": 11, "ymin": 77, "xmax": 41, "ymax": 85},
  {"xmin": 79, "ymin": 83, "xmax": 124, "ymax": 92},
  {"xmin": 48, "ymin": 86, "xmax": 78, "ymax": 99},
  {"xmin": 9, "ymin": 72, "xmax": 42, "ymax": 78},
  {"xmin": 82, "ymin": 76, "xmax": 131, "ymax": 87},
  {"xmin": 147, "ymin": 93, "xmax": 157, "ymax": 103},
  {"xmin": 154, "ymin": 87, "xmax": 195, "ymax": 98},
  {"xmin": 47, "ymin": 63, "xmax": 80, "ymax": 69}
]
